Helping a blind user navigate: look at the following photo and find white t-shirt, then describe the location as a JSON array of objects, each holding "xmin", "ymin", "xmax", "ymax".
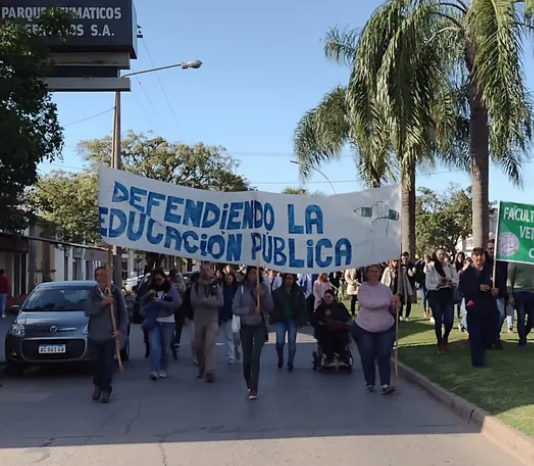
[{"xmin": 155, "ymin": 290, "xmax": 175, "ymax": 323}]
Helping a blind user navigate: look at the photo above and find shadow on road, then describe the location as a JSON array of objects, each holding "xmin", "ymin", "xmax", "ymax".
[{"xmin": 0, "ymin": 323, "xmax": 484, "ymax": 451}]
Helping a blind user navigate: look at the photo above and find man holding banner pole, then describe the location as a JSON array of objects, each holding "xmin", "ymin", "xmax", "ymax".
[
  {"xmin": 485, "ymin": 239, "xmax": 507, "ymax": 349},
  {"xmin": 190, "ymin": 263, "xmax": 224, "ymax": 382}
]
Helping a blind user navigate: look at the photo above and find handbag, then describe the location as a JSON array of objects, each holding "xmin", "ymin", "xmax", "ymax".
[
  {"xmin": 141, "ymin": 303, "xmax": 159, "ymax": 331},
  {"xmin": 452, "ymin": 287, "xmax": 462, "ymax": 305}
]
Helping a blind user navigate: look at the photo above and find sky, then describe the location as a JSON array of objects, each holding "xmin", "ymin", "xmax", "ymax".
[{"xmin": 43, "ymin": 0, "xmax": 534, "ymax": 202}]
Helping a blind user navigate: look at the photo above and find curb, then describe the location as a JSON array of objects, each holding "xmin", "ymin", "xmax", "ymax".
[{"xmin": 398, "ymin": 361, "xmax": 534, "ymax": 465}]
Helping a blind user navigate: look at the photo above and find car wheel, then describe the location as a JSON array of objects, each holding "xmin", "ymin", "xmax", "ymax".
[
  {"xmin": 120, "ymin": 339, "xmax": 130, "ymax": 362},
  {"xmin": 5, "ymin": 361, "xmax": 25, "ymax": 376}
]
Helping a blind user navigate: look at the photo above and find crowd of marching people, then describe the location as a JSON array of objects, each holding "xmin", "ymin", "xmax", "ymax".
[{"xmin": 84, "ymin": 239, "xmax": 533, "ymax": 403}]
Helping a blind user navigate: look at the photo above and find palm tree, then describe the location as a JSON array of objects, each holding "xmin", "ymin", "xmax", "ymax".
[
  {"xmin": 351, "ymin": 0, "xmax": 532, "ymax": 247},
  {"xmin": 294, "ymin": 29, "xmax": 440, "ymax": 257}
]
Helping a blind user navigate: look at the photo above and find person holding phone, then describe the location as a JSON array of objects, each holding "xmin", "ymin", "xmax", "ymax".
[
  {"xmin": 459, "ymin": 248, "xmax": 499, "ymax": 367},
  {"xmin": 425, "ymin": 248, "xmax": 459, "ymax": 354},
  {"xmin": 141, "ymin": 268, "xmax": 181, "ymax": 380}
]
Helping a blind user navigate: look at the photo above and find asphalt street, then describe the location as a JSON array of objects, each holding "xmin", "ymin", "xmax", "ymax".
[{"xmin": 0, "ymin": 320, "xmax": 527, "ymax": 466}]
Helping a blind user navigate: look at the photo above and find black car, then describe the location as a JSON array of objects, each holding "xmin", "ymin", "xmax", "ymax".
[{"xmin": 5, "ymin": 281, "xmax": 130, "ymax": 375}]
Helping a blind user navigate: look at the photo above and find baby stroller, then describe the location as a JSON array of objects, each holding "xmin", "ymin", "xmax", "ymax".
[{"xmin": 312, "ymin": 322, "xmax": 353, "ymax": 372}]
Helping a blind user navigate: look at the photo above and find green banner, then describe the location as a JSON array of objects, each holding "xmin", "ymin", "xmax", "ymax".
[{"xmin": 496, "ymin": 201, "xmax": 534, "ymax": 264}]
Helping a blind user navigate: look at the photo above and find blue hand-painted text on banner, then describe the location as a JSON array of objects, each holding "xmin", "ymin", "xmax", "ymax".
[{"xmin": 98, "ymin": 166, "xmax": 402, "ymax": 273}]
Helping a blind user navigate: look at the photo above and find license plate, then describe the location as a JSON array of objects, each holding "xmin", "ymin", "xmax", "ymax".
[{"xmin": 38, "ymin": 345, "xmax": 66, "ymax": 354}]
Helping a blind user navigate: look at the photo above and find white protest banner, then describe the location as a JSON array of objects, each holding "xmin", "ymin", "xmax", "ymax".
[{"xmin": 98, "ymin": 165, "xmax": 401, "ymax": 273}]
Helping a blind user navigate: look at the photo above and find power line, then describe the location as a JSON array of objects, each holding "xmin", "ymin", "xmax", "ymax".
[
  {"xmin": 141, "ymin": 39, "xmax": 183, "ymax": 138},
  {"xmin": 128, "ymin": 91, "xmax": 155, "ymax": 128},
  {"xmin": 63, "ymin": 108, "xmax": 113, "ymax": 127},
  {"xmin": 135, "ymin": 76, "xmax": 171, "ymax": 134},
  {"xmin": 38, "ymin": 161, "xmax": 467, "ymax": 183}
]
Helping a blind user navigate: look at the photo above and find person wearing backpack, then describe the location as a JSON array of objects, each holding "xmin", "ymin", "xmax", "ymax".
[{"xmin": 190, "ymin": 263, "xmax": 224, "ymax": 383}]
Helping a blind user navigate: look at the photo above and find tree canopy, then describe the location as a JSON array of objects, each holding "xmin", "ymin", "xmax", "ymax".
[
  {"xmin": 415, "ymin": 185, "xmax": 472, "ymax": 257},
  {"xmin": 280, "ymin": 186, "xmax": 324, "ymax": 196},
  {"xmin": 29, "ymin": 132, "xmax": 253, "ymax": 244},
  {"xmin": 0, "ymin": 8, "xmax": 71, "ymax": 231}
]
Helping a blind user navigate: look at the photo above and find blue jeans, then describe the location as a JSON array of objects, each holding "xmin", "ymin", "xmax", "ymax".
[
  {"xmin": 0, "ymin": 294, "xmax": 6, "ymax": 316},
  {"xmin": 428, "ymin": 292, "xmax": 454, "ymax": 345},
  {"xmin": 419, "ymin": 284, "xmax": 428, "ymax": 311},
  {"xmin": 466, "ymin": 311, "xmax": 499, "ymax": 367},
  {"xmin": 148, "ymin": 322, "xmax": 175, "ymax": 373},
  {"xmin": 352, "ymin": 323, "xmax": 396, "ymax": 387},
  {"xmin": 274, "ymin": 319, "xmax": 298, "ymax": 365},
  {"xmin": 89, "ymin": 338, "xmax": 116, "ymax": 392},
  {"xmin": 513, "ymin": 291, "xmax": 534, "ymax": 346}
]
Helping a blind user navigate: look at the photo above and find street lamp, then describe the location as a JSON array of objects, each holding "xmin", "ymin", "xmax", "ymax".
[
  {"xmin": 110, "ymin": 60, "xmax": 202, "ymax": 286},
  {"xmin": 290, "ymin": 160, "xmax": 337, "ymax": 194}
]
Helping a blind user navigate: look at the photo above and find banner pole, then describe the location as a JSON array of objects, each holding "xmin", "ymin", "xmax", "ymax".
[
  {"xmin": 492, "ymin": 202, "xmax": 501, "ymax": 287},
  {"xmin": 107, "ymin": 247, "xmax": 123, "ymax": 372},
  {"xmin": 394, "ymin": 254, "xmax": 401, "ymax": 390}
]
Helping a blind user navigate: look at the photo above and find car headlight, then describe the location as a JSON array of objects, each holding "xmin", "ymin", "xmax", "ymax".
[
  {"xmin": 82, "ymin": 324, "xmax": 89, "ymax": 335},
  {"xmin": 9, "ymin": 323, "xmax": 25, "ymax": 337}
]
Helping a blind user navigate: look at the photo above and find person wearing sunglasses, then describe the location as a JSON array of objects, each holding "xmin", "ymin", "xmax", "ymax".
[{"xmin": 141, "ymin": 268, "xmax": 181, "ymax": 380}]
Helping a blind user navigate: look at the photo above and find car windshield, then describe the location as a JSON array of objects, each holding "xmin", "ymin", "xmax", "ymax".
[{"xmin": 23, "ymin": 286, "xmax": 93, "ymax": 311}]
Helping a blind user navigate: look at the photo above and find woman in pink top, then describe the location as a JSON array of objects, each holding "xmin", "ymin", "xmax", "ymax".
[
  {"xmin": 313, "ymin": 273, "xmax": 331, "ymax": 310},
  {"xmin": 351, "ymin": 264, "xmax": 400, "ymax": 395}
]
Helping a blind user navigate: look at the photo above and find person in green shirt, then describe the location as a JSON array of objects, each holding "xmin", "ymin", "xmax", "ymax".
[
  {"xmin": 506, "ymin": 262, "xmax": 534, "ymax": 347},
  {"xmin": 270, "ymin": 274, "xmax": 307, "ymax": 371}
]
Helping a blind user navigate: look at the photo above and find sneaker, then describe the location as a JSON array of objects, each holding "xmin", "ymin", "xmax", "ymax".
[
  {"xmin": 277, "ymin": 358, "xmax": 283, "ymax": 369},
  {"xmin": 1, "ymin": 314, "xmax": 5, "ymax": 318},
  {"xmin": 405, "ymin": 317, "xmax": 410, "ymax": 322},
  {"xmin": 365, "ymin": 385, "xmax": 375, "ymax": 393},
  {"xmin": 399, "ymin": 316, "xmax": 404, "ymax": 322},
  {"xmin": 158, "ymin": 371, "xmax": 167, "ymax": 379},
  {"xmin": 149, "ymin": 372, "xmax": 158, "ymax": 381},
  {"xmin": 430, "ymin": 317, "xmax": 435, "ymax": 324},
  {"xmin": 100, "ymin": 391, "xmax": 111, "ymax": 403},
  {"xmin": 248, "ymin": 389, "xmax": 258, "ymax": 400},
  {"xmin": 437, "ymin": 344, "xmax": 445, "ymax": 355},
  {"xmin": 197, "ymin": 366, "xmax": 205, "ymax": 378},
  {"xmin": 206, "ymin": 372, "xmax": 215, "ymax": 383},
  {"xmin": 381, "ymin": 385, "xmax": 396, "ymax": 396},
  {"xmin": 287, "ymin": 362, "xmax": 294, "ymax": 372},
  {"xmin": 92, "ymin": 386, "xmax": 102, "ymax": 401}
]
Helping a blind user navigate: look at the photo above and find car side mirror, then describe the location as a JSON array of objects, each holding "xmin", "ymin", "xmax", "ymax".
[{"xmin": 8, "ymin": 305, "xmax": 20, "ymax": 315}]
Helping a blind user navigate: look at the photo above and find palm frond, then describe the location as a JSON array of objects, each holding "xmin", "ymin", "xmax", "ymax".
[
  {"xmin": 324, "ymin": 27, "xmax": 360, "ymax": 67},
  {"xmin": 470, "ymin": 0, "xmax": 532, "ymax": 185},
  {"xmin": 293, "ymin": 86, "xmax": 348, "ymax": 181}
]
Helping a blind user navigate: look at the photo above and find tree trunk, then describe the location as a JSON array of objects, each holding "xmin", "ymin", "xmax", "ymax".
[
  {"xmin": 469, "ymin": 84, "xmax": 490, "ymax": 248},
  {"xmin": 466, "ymin": 48, "xmax": 490, "ymax": 248},
  {"xmin": 401, "ymin": 162, "xmax": 416, "ymax": 259}
]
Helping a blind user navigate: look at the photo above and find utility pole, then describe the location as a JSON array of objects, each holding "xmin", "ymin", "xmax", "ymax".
[
  {"xmin": 111, "ymin": 91, "xmax": 122, "ymax": 287},
  {"xmin": 109, "ymin": 60, "xmax": 203, "ymax": 287}
]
